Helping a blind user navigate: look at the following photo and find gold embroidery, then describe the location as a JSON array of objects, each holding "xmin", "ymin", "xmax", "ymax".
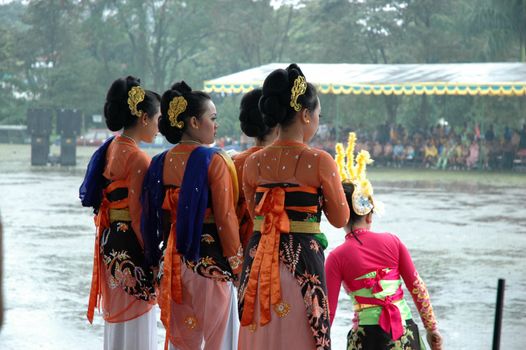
[
  {"xmin": 201, "ymin": 233, "xmax": 215, "ymax": 244},
  {"xmin": 127, "ymin": 86, "xmax": 145, "ymax": 118},
  {"xmin": 200, "ymin": 256, "xmax": 216, "ymax": 267},
  {"xmin": 184, "ymin": 315, "xmax": 198, "ymax": 329},
  {"xmin": 168, "ymin": 96, "xmax": 187, "ymax": 129},
  {"xmin": 248, "ymin": 323, "xmax": 257, "ymax": 332},
  {"xmin": 290, "ymin": 75, "xmax": 307, "ymax": 111},
  {"xmin": 116, "ymin": 222, "xmax": 129, "ymax": 232},
  {"xmin": 227, "ymin": 245, "xmax": 244, "ymax": 271},
  {"xmin": 273, "ymin": 301, "xmax": 291, "ymax": 318}
]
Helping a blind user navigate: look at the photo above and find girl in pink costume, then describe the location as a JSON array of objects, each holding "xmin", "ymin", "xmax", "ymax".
[{"xmin": 325, "ymin": 134, "xmax": 443, "ymax": 350}]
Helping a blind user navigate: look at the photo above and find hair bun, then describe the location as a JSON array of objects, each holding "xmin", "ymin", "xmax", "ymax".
[
  {"xmin": 259, "ymin": 95, "xmax": 287, "ymax": 128},
  {"xmin": 104, "ymin": 76, "xmax": 141, "ymax": 131},
  {"xmin": 239, "ymin": 89, "xmax": 262, "ymax": 124},
  {"xmin": 239, "ymin": 88, "xmax": 269, "ymax": 138},
  {"xmin": 171, "ymin": 81, "xmax": 192, "ymax": 94},
  {"xmin": 125, "ymin": 75, "xmax": 141, "ymax": 89},
  {"xmin": 261, "ymin": 69, "xmax": 289, "ymax": 95},
  {"xmin": 286, "ymin": 63, "xmax": 304, "ymax": 81}
]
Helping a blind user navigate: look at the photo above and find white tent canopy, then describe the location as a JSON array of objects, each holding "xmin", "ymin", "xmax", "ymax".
[{"xmin": 204, "ymin": 63, "xmax": 526, "ymax": 96}]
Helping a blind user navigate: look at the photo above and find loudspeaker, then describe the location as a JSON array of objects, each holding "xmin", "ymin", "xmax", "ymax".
[
  {"xmin": 57, "ymin": 109, "xmax": 82, "ymax": 136},
  {"xmin": 27, "ymin": 108, "xmax": 53, "ymax": 136},
  {"xmin": 60, "ymin": 136, "xmax": 77, "ymax": 166},
  {"xmin": 30, "ymin": 135, "xmax": 49, "ymax": 166}
]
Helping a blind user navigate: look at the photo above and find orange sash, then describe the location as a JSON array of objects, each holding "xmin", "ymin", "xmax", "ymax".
[
  {"xmin": 87, "ymin": 179, "xmax": 129, "ymax": 323},
  {"xmin": 158, "ymin": 187, "xmax": 183, "ymax": 350},
  {"xmin": 240, "ymin": 185, "xmax": 318, "ymax": 327}
]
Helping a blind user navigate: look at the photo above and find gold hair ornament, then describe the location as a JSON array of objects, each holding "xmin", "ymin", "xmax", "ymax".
[
  {"xmin": 127, "ymin": 86, "xmax": 145, "ymax": 118},
  {"xmin": 290, "ymin": 75, "xmax": 307, "ymax": 112},
  {"xmin": 335, "ymin": 132, "xmax": 375, "ymax": 216},
  {"xmin": 168, "ymin": 96, "xmax": 187, "ymax": 129}
]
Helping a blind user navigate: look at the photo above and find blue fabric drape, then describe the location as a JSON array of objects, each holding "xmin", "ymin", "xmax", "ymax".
[
  {"xmin": 176, "ymin": 146, "xmax": 218, "ymax": 261},
  {"xmin": 79, "ymin": 136, "xmax": 115, "ymax": 212},
  {"xmin": 140, "ymin": 150, "xmax": 168, "ymax": 268}
]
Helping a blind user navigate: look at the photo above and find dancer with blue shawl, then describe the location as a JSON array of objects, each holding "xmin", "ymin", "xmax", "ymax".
[
  {"xmin": 142, "ymin": 82, "xmax": 242, "ymax": 350},
  {"xmin": 80, "ymin": 76, "xmax": 160, "ymax": 350}
]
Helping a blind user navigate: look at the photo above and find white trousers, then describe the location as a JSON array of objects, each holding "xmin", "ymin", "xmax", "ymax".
[{"xmin": 104, "ymin": 307, "xmax": 158, "ymax": 350}]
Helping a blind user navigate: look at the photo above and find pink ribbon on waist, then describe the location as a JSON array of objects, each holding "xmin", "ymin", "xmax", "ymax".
[{"xmin": 353, "ymin": 288, "xmax": 405, "ymax": 340}]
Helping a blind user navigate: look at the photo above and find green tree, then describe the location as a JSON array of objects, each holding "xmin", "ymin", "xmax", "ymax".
[
  {"xmin": 0, "ymin": 3, "xmax": 30, "ymax": 123},
  {"xmin": 83, "ymin": 0, "xmax": 216, "ymax": 92},
  {"xmin": 472, "ymin": 0, "xmax": 526, "ymax": 62}
]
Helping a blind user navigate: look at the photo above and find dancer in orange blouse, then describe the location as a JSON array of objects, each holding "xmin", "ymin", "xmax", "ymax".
[
  {"xmin": 142, "ymin": 81, "xmax": 242, "ymax": 350},
  {"xmin": 237, "ymin": 64, "xmax": 350, "ymax": 350},
  {"xmin": 80, "ymin": 76, "xmax": 160, "ymax": 350},
  {"xmin": 233, "ymin": 88, "xmax": 278, "ymax": 249}
]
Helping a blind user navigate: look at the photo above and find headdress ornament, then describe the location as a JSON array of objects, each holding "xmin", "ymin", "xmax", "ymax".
[
  {"xmin": 290, "ymin": 75, "xmax": 307, "ymax": 112},
  {"xmin": 127, "ymin": 86, "xmax": 145, "ymax": 118},
  {"xmin": 168, "ymin": 96, "xmax": 187, "ymax": 129},
  {"xmin": 335, "ymin": 132, "xmax": 375, "ymax": 216}
]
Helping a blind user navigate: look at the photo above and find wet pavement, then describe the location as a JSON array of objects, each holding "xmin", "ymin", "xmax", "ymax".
[{"xmin": 0, "ymin": 144, "xmax": 525, "ymax": 349}]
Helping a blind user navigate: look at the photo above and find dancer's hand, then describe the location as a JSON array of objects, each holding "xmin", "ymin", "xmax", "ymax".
[{"xmin": 426, "ymin": 329, "xmax": 443, "ymax": 350}]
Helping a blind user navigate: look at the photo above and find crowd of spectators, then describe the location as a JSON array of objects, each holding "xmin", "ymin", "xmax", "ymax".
[{"xmin": 309, "ymin": 122, "xmax": 526, "ymax": 171}]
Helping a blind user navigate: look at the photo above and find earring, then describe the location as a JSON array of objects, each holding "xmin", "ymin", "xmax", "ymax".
[{"xmin": 306, "ymin": 120, "xmax": 310, "ymax": 124}]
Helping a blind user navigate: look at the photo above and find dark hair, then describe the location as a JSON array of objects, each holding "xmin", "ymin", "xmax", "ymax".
[
  {"xmin": 342, "ymin": 182, "xmax": 365, "ymax": 224},
  {"xmin": 158, "ymin": 81, "xmax": 212, "ymax": 144},
  {"xmin": 258, "ymin": 63, "xmax": 318, "ymax": 128},
  {"xmin": 103, "ymin": 76, "xmax": 160, "ymax": 131},
  {"xmin": 239, "ymin": 88, "xmax": 273, "ymax": 141}
]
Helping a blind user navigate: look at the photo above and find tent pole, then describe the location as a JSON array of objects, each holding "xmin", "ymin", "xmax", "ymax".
[{"xmin": 336, "ymin": 95, "xmax": 340, "ymax": 140}]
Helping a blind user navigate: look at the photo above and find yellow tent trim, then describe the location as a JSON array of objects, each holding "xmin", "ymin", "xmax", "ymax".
[{"xmin": 204, "ymin": 81, "xmax": 526, "ymax": 96}]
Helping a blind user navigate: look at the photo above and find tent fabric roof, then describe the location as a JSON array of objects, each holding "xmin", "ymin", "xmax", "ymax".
[{"xmin": 204, "ymin": 63, "xmax": 526, "ymax": 96}]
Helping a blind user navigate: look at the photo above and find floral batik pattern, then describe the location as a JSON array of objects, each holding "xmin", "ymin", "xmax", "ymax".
[
  {"xmin": 346, "ymin": 320, "xmax": 422, "ymax": 350},
  {"xmin": 101, "ymin": 221, "xmax": 156, "ymax": 301},
  {"xmin": 157, "ymin": 222, "xmax": 238, "ymax": 283},
  {"xmin": 183, "ymin": 222, "xmax": 237, "ymax": 282},
  {"xmin": 238, "ymin": 232, "xmax": 331, "ymax": 350}
]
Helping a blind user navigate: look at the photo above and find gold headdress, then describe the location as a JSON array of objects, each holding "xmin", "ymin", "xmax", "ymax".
[
  {"xmin": 127, "ymin": 86, "xmax": 145, "ymax": 118},
  {"xmin": 290, "ymin": 75, "xmax": 307, "ymax": 112},
  {"xmin": 168, "ymin": 96, "xmax": 187, "ymax": 129},
  {"xmin": 335, "ymin": 132, "xmax": 375, "ymax": 216}
]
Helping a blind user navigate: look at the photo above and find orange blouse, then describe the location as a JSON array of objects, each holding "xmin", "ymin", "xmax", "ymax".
[
  {"xmin": 162, "ymin": 143, "xmax": 241, "ymax": 271},
  {"xmin": 233, "ymin": 146, "xmax": 263, "ymax": 248},
  {"xmin": 233, "ymin": 146, "xmax": 263, "ymax": 197},
  {"xmin": 102, "ymin": 136, "xmax": 150, "ymax": 246},
  {"xmin": 243, "ymin": 140, "xmax": 350, "ymax": 228},
  {"xmin": 88, "ymin": 135, "xmax": 154, "ymax": 324}
]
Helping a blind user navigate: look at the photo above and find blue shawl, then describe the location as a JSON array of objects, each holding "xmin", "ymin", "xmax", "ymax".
[
  {"xmin": 175, "ymin": 146, "xmax": 218, "ymax": 261},
  {"xmin": 79, "ymin": 136, "xmax": 115, "ymax": 212},
  {"xmin": 141, "ymin": 146, "xmax": 218, "ymax": 265},
  {"xmin": 141, "ymin": 150, "xmax": 168, "ymax": 268}
]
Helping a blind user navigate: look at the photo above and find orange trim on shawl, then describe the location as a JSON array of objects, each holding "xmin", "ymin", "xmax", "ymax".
[
  {"xmin": 159, "ymin": 187, "xmax": 187, "ymax": 349},
  {"xmin": 87, "ymin": 179, "xmax": 129, "ymax": 323}
]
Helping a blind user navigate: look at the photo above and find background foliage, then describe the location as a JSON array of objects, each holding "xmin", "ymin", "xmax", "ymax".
[{"xmin": 0, "ymin": 0, "xmax": 525, "ymax": 135}]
